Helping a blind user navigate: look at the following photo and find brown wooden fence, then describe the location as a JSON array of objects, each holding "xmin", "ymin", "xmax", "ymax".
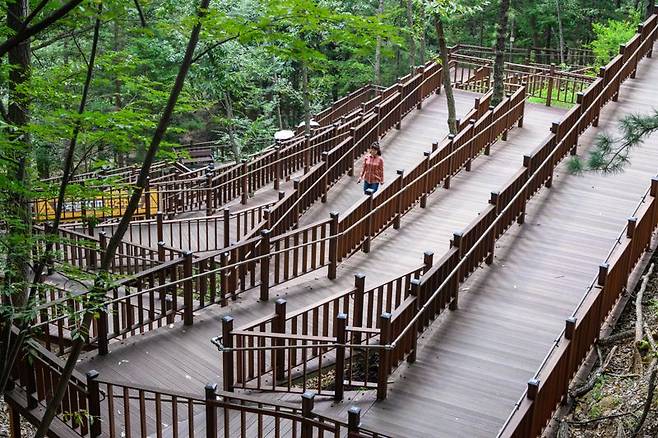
[
  {"xmin": 30, "ymin": 80, "xmax": 523, "ymax": 359},
  {"xmin": 6, "ymin": 334, "xmax": 389, "ymax": 438}
]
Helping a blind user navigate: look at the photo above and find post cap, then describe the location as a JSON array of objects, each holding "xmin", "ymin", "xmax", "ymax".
[
  {"xmin": 86, "ymin": 370, "xmax": 99, "ymax": 380},
  {"xmin": 222, "ymin": 315, "xmax": 234, "ymax": 324},
  {"xmin": 205, "ymin": 382, "xmax": 218, "ymax": 392}
]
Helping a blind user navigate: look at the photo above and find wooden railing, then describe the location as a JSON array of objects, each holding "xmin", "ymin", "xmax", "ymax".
[
  {"xmin": 450, "ymin": 52, "xmax": 595, "ymax": 105},
  {"xmin": 6, "ymin": 334, "xmax": 389, "ymax": 438},
  {"xmin": 498, "ymin": 178, "xmax": 658, "ymax": 437},
  {"xmin": 63, "ymin": 200, "xmax": 276, "ymax": 254},
  {"xmin": 31, "ymin": 81, "xmax": 524, "ymax": 359},
  {"xmin": 215, "ymin": 261, "xmax": 429, "ymax": 399},
  {"xmin": 451, "ymin": 43, "xmax": 595, "ymax": 69}
]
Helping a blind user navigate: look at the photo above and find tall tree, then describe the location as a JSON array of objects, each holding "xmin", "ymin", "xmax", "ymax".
[
  {"xmin": 407, "ymin": 0, "xmax": 416, "ymax": 70},
  {"xmin": 492, "ymin": 0, "xmax": 511, "ymax": 106},
  {"xmin": 375, "ymin": 0, "xmax": 385, "ymax": 85}
]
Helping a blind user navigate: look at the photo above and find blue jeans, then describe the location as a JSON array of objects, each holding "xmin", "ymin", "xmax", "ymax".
[{"xmin": 363, "ymin": 181, "xmax": 380, "ymax": 194}]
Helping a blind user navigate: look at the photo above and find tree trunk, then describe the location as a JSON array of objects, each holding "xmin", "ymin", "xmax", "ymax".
[
  {"xmin": 302, "ymin": 63, "xmax": 311, "ymax": 136},
  {"xmin": 647, "ymin": 1, "xmax": 655, "ymax": 19},
  {"xmin": 406, "ymin": 0, "xmax": 415, "ymax": 71},
  {"xmin": 34, "ymin": 0, "xmax": 212, "ymax": 435},
  {"xmin": 4, "ymin": 0, "xmax": 32, "ymax": 307},
  {"xmin": 374, "ymin": 0, "xmax": 384, "ymax": 85},
  {"xmin": 434, "ymin": 15, "xmax": 457, "ymax": 135},
  {"xmin": 555, "ymin": 0, "xmax": 565, "ymax": 64},
  {"xmin": 419, "ymin": 8, "xmax": 426, "ymax": 65},
  {"xmin": 492, "ymin": 0, "xmax": 511, "ymax": 106},
  {"xmin": 224, "ymin": 93, "xmax": 240, "ymax": 162}
]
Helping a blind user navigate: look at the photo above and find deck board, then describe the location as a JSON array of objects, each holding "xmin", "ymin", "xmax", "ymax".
[{"xmin": 74, "ymin": 42, "xmax": 658, "ymax": 437}]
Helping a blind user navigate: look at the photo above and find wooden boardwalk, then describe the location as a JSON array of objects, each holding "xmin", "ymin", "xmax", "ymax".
[{"xmin": 69, "ymin": 38, "xmax": 658, "ymax": 437}]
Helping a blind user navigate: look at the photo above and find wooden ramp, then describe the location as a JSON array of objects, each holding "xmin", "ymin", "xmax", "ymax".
[{"xmin": 69, "ymin": 35, "xmax": 658, "ymax": 438}]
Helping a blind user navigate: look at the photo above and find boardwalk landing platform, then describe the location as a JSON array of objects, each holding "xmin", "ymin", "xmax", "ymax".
[{"xmin": 75, "ymin": 42, "xmax": 658, "ymax": 437}]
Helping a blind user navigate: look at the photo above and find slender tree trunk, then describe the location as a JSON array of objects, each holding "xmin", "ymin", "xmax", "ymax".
[
  {"xmin": 419, "ymin": 9, "xmax": 426, "ymax": 65},
  {"xmin": 555, "ymin": 0, "xmax": 565, "ymax": 65},
  {"xmin": 434, "ymin": 15, "xmax": 457, "ymax": 134},
  {"xmin": 374, "ymin": 0, "xmax": 384, "ymax": 85},
  {"xmin": 224, "ymin": 93, "xmax": 240, "ymax": 162},
  {"xmin": 302, "ymin": 63, "xmax": 311, "ymax": 136},
  {"xmin": 0, "ymin": 0, "xmax": 32, "ymax": 401},
  {"xmin": 34, "ymin": 0, "xmax": 212, "ymax": 435},
  {"xmin": 647, "ymin": 1, "xmax": 655, "ymax": 19},
  {"xmin": 492, "ymin": 0, "xmax": 511, "ymax": 106},
  {"xmin": 4, "ymin": 0, "xmax": 32, "ymax": 307},
  {"xmin": 406, "ymin": 0, "xmax": 415, "ymax": 71},
  {"xmin": 274, "ymin": 72, "xmax": 283, "ymax": 129}
]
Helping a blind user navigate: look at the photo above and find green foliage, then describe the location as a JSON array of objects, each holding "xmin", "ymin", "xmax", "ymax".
[
  {"xmin": 590, "ymin": 10, "xmax": 641, "ymax": 68},
  {"xmin": 570, "ymin": 110, "xmax": 658, "ymax": 173}
]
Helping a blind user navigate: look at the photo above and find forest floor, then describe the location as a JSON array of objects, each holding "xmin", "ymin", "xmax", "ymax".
[
  {"xmin": 558, "ymin": 250, "xmax": 658, "ymax": 437},
  {"xmin": 0, "ymin": 398, "xmax": 36, "ymax": 437}
]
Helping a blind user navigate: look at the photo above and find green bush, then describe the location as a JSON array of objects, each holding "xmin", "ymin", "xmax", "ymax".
[{"xmin": 590, "ymin": 10, "xmax": 641, "ymax": 69}]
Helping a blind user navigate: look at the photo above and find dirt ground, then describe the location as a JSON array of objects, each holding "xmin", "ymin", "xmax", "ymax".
[{"xmin": 559, "ymin": 250, "xmax": 658, "ymax": 437}]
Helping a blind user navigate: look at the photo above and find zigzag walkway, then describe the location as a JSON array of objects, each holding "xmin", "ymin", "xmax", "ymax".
[
  {"xmin": 354, "ymin": 39, "xmax": 658, "ymax": 437},
  {"xmin": 296, "ymin": 89, "xmax": 478, "ymax": 226},
  {"xmin": 75, "ymin": 99, "xmax": 561, "ymax": 408}
]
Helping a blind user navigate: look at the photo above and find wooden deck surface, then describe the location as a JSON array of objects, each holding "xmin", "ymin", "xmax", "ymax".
[{"xmin": 75, "ymin": 43, "xmax": 658, "ymax": 438}]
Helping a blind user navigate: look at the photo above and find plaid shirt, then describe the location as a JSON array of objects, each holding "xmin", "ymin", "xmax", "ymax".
[{"xmin": 360, "ymin": 155, "xmax": 384, "ymax": 184}]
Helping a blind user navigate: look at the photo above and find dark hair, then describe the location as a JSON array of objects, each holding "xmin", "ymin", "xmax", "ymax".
[{"xmin": 370, "ymin": 142, "xmax": 382, "ymax": 156}]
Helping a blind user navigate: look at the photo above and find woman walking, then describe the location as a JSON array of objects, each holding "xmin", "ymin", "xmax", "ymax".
[{"xmin": 358, "ymin": 142, "xmax": 384, "ymax": 194}]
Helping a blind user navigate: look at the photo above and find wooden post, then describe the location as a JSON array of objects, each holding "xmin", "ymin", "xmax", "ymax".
[
  {"xmin": 206, "ymin": 173, "xmax": 214, "ymax": 216},
  {"xmin": 328, "ymin": 212, "xmax": 339, "ymax": 279},
  {"xmin": 321, "ymin": 151, "xmax": 329, "ymax": 203},
  {"xmin": 273, "ymin": 146, "xmax": 281, "ymax": 190},
  {"xmin": 348, "ymin": 406, "xmax": 361, "ymax": 434},
  {"xmin": 220, "ymin": 252, "xmax": 229, "ymax": 306},
  {"xmin": 420, "ymin": 152, "xmax": 431, "ymax": 208},
  {"xmin": 598, "ymin": 263, "xmax": 609, "ymax": 287},
  {"xmin": 377, "ymin": 313, "xmax": 392, "ymax": 400},
  {"xmin": 450, "ymin": 232, "xmax": 463, "ymax": 310},
  {"xmin": 408, "ymin": 279, "xmax": 420, "ymax": 362},
  {"xmin": 301, "ymin": 392, "xmax": 315, "ymax": 438},
  {"xmin": 98, "ymin": 305, "xmax": 109, "ymax": 356},
  {"xmin": 240, "ymin": 159, "xmax": 248, "ymax": 205},
  {"xmin": 222, "ymin": 316, "xmax": 234, "ymax": 392},
  {"xmin": 304, "ymin": 134, "xmax": 311, "ymax": 174},
  {"xmin": 423, "ymin": 251, "xmax": 434, "ymax": 273},
  {"xmin": 395, "ymin": 84, "xmax": 402, "ymax": 130},
  {"xmin": 260, "ymin": 229, "xmax": 271, "ymax": 301},
  {"xmin": 466, "ymin": 119, "xmax": 476, "ymax": 171},
  {"xmin": 353, "ymin": 273, "xmax": 365, "ymax": 343},
  {"xmin": 348, "ymin": 129, "xmax": 356, "ymax": 177},
  {"xmin": 205, "ymin": 383, "xmax": 218, "ymax": 438},
  {"xmin": 562, "ymin": 317, "xmax": 577, "ymax": 405},
  {"xmin": 444, "ymin": 134, "xmax": 455, "ymax": 189},
  {"xmin": 156, "ymin": 211, "xmax": 164, "ymax": 243},
  {"xmin": 362, "ymin": 189, "xmax": 375, "ymax": 253},
  {"xmin": 394, "ymin": 170, "xmax": 404, "ymax": 230},
  {"xmin": 86, "ymin": 370, "xmax": 102, "ymax": 437},
  {"xmin": 292, "ymin": 178, "xmax": 300, "ymax": 227},
  {"xmin": 183, "ymin": 251, "xmax": 194, "ymax": 326},
  {"xmin": 546, "ymin": 64, "xmax": 555, "ymax": 107},
  {"xmin": 627, "ymin": 217, "xmax": 637, "ymax": 239},
  {"xmin": 334, "ymin": 313, "xmax": 347, "ymax": 401},
  {"xmin": 223, "ymin": 208, "xmax": 230, "ymax": 248},
  {"xmin": 8, "ymin": 403, "xmax": 21, "ymax": 438},
  {"xmin": 274, "ymin": 298, "xmax": 287, "ymax": 381},
  {"xmin": 98, "ymin": 232, "xmax": 108, "ymax": 274},
  {"xmin": 527, "ymin": 378, "xmax": 540, "ymax": 426}
]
